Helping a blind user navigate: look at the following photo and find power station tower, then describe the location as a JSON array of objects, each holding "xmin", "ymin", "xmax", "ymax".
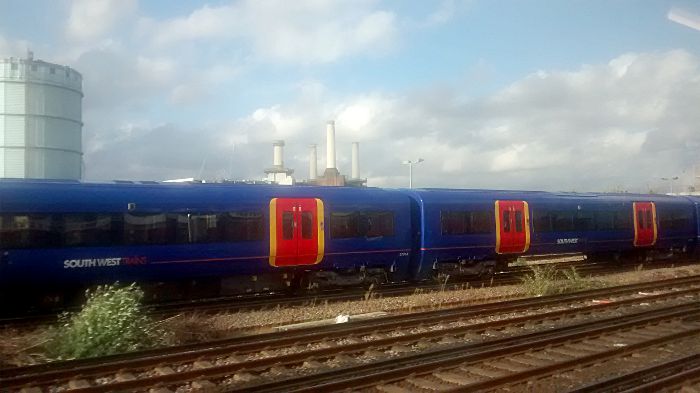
[{"xmin": 0, "ymin": 51, "xmax": 83, "ymax": 179}]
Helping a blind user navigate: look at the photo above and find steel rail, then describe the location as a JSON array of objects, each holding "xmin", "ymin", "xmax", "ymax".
[
  {"xmin": 4, "ymin": 275, "xmax": 700, "ymax": 391},
  {"xmin": 241, "ymin": 303, "xmax": 700, "ymax": 393},
  {"xmin": 3, "ymin": 273, "xmax": 699, "ymax": 383},
  {"xmin": 571, "ymin": 353, "xmax": 700, "ymax": 393}
]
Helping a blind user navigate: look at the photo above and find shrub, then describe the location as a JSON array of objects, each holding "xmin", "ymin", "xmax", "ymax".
[
  {"xmin": 46, "ymin": 283, "xmax": 167, "ymax": 360},
  {"xmin": 521, "ymin": 265, "xmax": 605, "ymax": 296},
  {"xmin": 520, "ymin": 264, "xmax": 559, "ymax": 296},
  {"xmin": 559, "ymin": 267, "xmax": 605, "ymax": 292}
]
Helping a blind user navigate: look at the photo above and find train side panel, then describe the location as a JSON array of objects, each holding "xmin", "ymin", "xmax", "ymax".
[{"xmin": 0, "ymin": 181, "xmax": 414, "ymax": 302}]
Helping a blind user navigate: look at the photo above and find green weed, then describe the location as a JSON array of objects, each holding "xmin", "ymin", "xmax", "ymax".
[{"xmin": 46, "ymin": 283, "xmax": 168, "ymax": 360}]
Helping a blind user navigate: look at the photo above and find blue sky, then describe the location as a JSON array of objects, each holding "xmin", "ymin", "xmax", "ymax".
[{"xmin": 1, "ymin": 0, "xmax": 700, "ymax": 192}]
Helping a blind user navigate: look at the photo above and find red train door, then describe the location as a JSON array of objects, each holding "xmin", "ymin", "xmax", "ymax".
[
  {"xmin": 269, "ymin": 198, "xmax": 325, "ymax": 267},
  {"xmin": 633, "ymin": 202, "xmax": 657, "ymax": 247},
  {"xmin": 495, "ymin": 200, "xmax": 531, "ymax": 254}
]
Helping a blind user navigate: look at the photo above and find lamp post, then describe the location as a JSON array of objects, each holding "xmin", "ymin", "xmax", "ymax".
[
  {"xmin": 661, "ymin": 176, "xmax": 679, "ymax": 194},
  {"xmin": 402, "ymin": 158, "xmax": 424, "ymax": 188}
]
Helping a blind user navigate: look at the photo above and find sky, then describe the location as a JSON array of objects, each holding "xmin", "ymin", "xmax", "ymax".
[{"xmin": 1, "ymin": 0, "xmax": 700, "ymax": 192}]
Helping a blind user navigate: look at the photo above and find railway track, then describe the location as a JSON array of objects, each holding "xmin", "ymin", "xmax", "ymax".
[
  {"xmin": 3, "ymin": 274, "xmax": 700, "ymax": 392},
  {"xmin": 573, "ymin": 353, "xmax": 700, "ymax": 392},
  {"xmin": 0, "ymin": 256, "xmax": 689, "ymax": 329}
]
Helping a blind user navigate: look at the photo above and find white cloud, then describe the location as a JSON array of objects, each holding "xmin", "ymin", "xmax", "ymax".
[
  {"xmin": 83, "ymin": 50, "xmax": 700, "ymax": 193},
  {"xmin": 668, "ymin": 7, "xmax": 700, "ymax": 32},
  {"xmin": 66, "ymin": 0, "xmax": 137, "ymax": 42},
  {"xmin": 0, "ymin": 36, "xmax": 30, "ymax": 57},
  {"xmin": 147, "ymin": 0, "xmax": 398, "ymax": 64}
]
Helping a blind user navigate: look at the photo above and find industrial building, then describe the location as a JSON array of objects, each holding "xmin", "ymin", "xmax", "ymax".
[
  {"xmin": 263, "ymin": 120, "xmax": 367, "ymax": 187},
  {"xmin": 0, "ymin": 52, "xmax": 83, "ymax": 180}
]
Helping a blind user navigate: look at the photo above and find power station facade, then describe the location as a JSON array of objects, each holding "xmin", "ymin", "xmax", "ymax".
[{"xmin": 0, "ymin": 53, "xmax": 83, "ymax": 180}]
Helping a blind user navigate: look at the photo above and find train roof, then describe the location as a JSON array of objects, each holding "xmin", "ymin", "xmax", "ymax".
[
  {"xmin": 0, "ymin": 179, "xmax": 408, "ymax": 213},
  {"xmin": 404, "ymin": 187, "xmax": 693, "ymax": 205}
]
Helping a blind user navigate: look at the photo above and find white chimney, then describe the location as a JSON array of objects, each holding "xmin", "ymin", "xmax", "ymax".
[
  {"xmin": 273, "ymin": 140, "xmax": 284, "ymax": 167},
  {"xmin": 351, "ymin": 142, "xmax": 360, "ymax": 179},
  {"xmin": 309, "ymin": 144, "xmax": 318, "ymax": 180},
  {"xmin": 326, "ymin": 120, "xmax": 336, "ymax": 169}
]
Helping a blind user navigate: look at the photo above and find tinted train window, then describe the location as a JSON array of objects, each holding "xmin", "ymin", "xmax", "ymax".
[
  {"xmin": 301, "ymin": 212, "xmax": 313, "ymax": 239},
  {"xmin": 61, "ymin": 214, "xmax": 115, "ymax": 247},
  {"xmin": 613, "ymin": 211, "xmax": 632, "ymax": 230},
  {"xmin": 0, "ymin": 211, "xmax": 264, "ymax": 249},
  {"xmin": 636, "ymin": 211, "xmax": 645, "ymax": 229},
  {"xmin": 533, "ymin": 210, "xmax": 574, "ymax": 232},
  {"xmin": 659, "ymin": 208, "xmax": 692, "ymax": 230},
  {"xmin": 574, "ymin": 211, "xmax": 592, "ymax": 231},
  {"xmin": 330, "ymin": 212, "xmax": 360, "ymax": 238},
  {"xmin": 552, "ymin": 212, "xmax": 573, "ymax": 232},
  {"xmin": 125, "ymin": 213, "xmax": 169, "ymax": 245},
  {"xmin": 0, "ymin": 214, "xmax": 60, "ymax": 249},
  {"xmin": 331, "ymin": 211, "xmax": 394, "ymax": 238},
  {"xmin": 646, "ymin": 211, "xmax": 653, "ymax": 229},
  {"xmin": 593, "ymin": 211, "xmax": 614, "ymax": 230},
  {"xmin": 533, "ymin": 210, "xmax": 552, "ymax": 232},
  {"xmin": 364, "ymin": 211, "xmax": 394, "ymax": 237},
  {"xmin": 514, "ymin": 211, "xmax": 523, "ymax": 232},
  {"xmin": 441, "ymin": 211, "xmax": 492, "ymax": 235},
  {"xmin": 188, "ymin": 214, "xmax": 220, "ymax": 243},
  {"xmin": 503, "ymin": 211, "xmax": 510, "ymax": 232},
  {"xmin": 221, "ymin": 212, "xmax": 264, "ymax": 241},
  {"xmin": 282, "ymin": 212, "xmax": 294, "ymax": 240}
]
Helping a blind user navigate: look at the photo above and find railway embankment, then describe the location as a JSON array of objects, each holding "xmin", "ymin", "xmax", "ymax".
[
  {"xmin": 1, "ymin": 263, "xmax": 700, "ymax": 371},
  {"xmin": 2, "ymin": 269, "xmax": 700, "ymax": 391}
]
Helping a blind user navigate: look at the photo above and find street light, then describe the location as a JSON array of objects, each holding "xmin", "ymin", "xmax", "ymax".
[
  {"xmin": 402, "ymin": 158, "xmax": 424, "ymax": 188},
  {"xmin": 661, "ymin": 176, "xmax": 679, "ymax": 194}
]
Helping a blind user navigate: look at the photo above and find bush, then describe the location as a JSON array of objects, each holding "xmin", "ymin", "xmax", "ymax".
[
  {"xmin": 559, "ymin": 267, "xmax": 605, "ymax": 293},
  {"xmin": 520, "ymin": 264, "xmax": 559, "ymax": 296},
  {"xmin": 520, "ymin": 265, "xmax": 605, "ymax": 296},
  {"xmin": 47, "ymin": 283, "xmax": 167, "ymax": 360}
]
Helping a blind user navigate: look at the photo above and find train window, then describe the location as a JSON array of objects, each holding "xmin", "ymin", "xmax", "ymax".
[
  {"xmin": 331, "ymin": 211, "xmax": 394, "ymax": 238},
  {"xmin": 0, "ymin": 214, "xmax": 60, "ymax": 249},
  {"xmin": 301, "ymin": 211, "xmax": 313, "ymax": 239},
  {"xmin": 441, "ymin": 211, "xmax": 468, "ymax": 235},
  {"xmin": 282, "ymin": 212, "xmax": 294, "ymax": 240},
  {"xmin": 440, "ymin": 211, "xmax": 491, "ymax": 235},
  {"xmin": 221, "ymin": 212, "xmax": 264, "ymax": 242},
  {"xmin": 188, "ymin": 214, "xmax": 220, "ymax": 243},
  {"xmin": 61, "ymin": 214, "xmax": 114, "ymax": 247},
  {"xmin": 593, "ymin": 211, "xmax": 614, "ymax": 231},
  {"xmin": 574, "ymin": 211, "xmax": 592, "ymax": 231},
  {"xmin": 552, "ymin": 212, "xmax": 574, "ymax": 232},
  {"xmin": 659, "ymin": 208, "xmax": 692, "ymax": 230},
  {"xmin": 173, "ymin": 214, "xmax": 190, "ymax": 243},
  {"xmin": 503, "ymin": 211, "xmax": 510, "ymax": 232},
  {"xmin": 125, "ymin": 213, "xmax": 169, "ymax": 245},
  {"xmin": 533, "ymin": 210, "xmax": 553, "ymax": 232},
  {"xmin": 364, "ymin": 211, "xmax": 394, "ymax": 237},
  {"xmin": 514, "ymin": 211, "xmax": 523, "ymax": 232},
  {"xmin": 646, "ymin": 210, "xmax": 653, "ymax": 229},
  {"xmin": 637, "ymin": 211, "xmax": 645, "ymax": 229},
  {"xmin": 613, "ymin": 211, "xmax": 632, "ymax": 230},
  {"xmin": 472, "ymin": 211, "xmax": 492, "ymax": 233},
  {"xmin": 331, "ymin": 212, "xmax": 360, "ymax": 238}
]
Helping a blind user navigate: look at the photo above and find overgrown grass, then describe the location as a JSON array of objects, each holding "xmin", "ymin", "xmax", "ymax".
[
  {"xmin": 520, "ymin": 265, "xmax": 605, "ymax": 296},
  {"xmin": 46, "ymin": 283, "xmax": 169, "ymax": 360}
]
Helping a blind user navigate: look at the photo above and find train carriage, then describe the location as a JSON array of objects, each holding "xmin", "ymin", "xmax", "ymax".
[
  {"xmin": 402, "ymin": 189, "xmax": 697, "ymax": 281},
  {"xmin": 1, "ymin": 179, "xmax": 699, "ymax": 310},
  {"xmin": 0, "ymin": 180, "xmax": 413, "ymax": 306}
]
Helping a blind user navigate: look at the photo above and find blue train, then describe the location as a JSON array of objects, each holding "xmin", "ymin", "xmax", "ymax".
[{"xmin": 0, "ymin": 180, "xmax": 699, "ymax": 306}]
